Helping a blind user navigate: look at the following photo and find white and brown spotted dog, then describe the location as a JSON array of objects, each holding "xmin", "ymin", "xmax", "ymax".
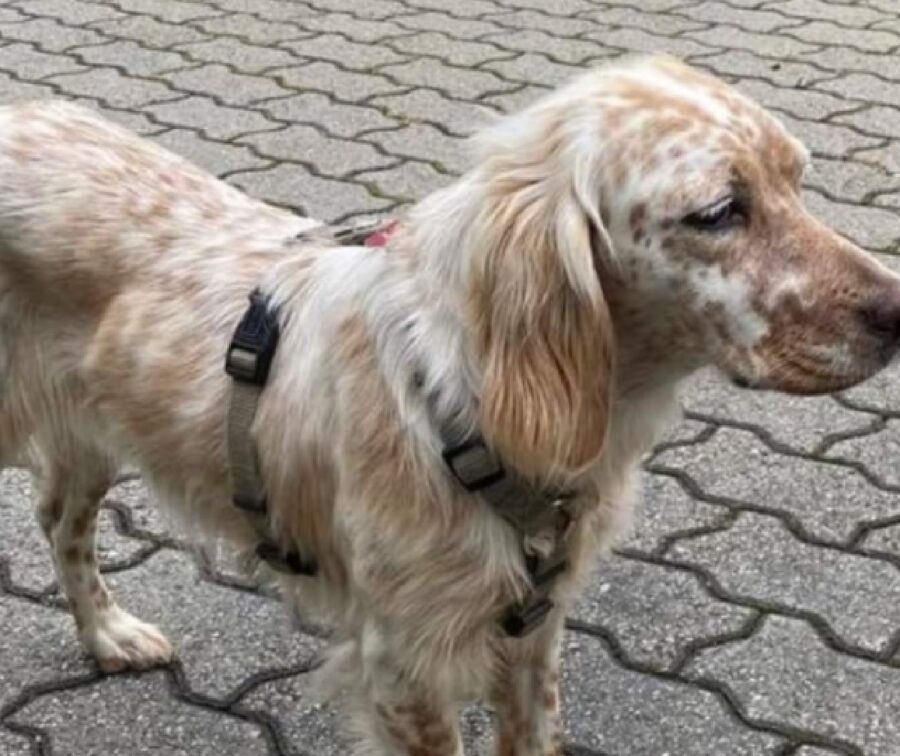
[{"xmin": 2, "ymin": 55, "xmax": 900, "ymax": 754}]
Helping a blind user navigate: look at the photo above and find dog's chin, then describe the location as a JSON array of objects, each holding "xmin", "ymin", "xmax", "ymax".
[{"xmin": 724, "ymin": 364, "xmax": 876, "ymax": 396}]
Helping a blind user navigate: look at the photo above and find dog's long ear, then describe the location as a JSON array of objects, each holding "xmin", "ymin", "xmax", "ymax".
[{"xmin": 468, "ymin": 135, "xmax": 616, "ymax": 479}]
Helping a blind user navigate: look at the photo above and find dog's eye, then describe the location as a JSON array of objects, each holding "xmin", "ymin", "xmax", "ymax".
[{"xmin": 683, "ymin": 196, "xmax": 744, "ymax": 231}]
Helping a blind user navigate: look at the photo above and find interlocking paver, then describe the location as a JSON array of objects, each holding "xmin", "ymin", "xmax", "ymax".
[
  {"xmin": 176, "ymin": 38, "xmax": 300, "ymax": 73},
  {"xmin": 654, "ymin": 427, "xmax": 900, "ymax": 544},
  {"xmin": 803, "ymin": 189, "xmax": 900, "ymax": 251},
  {"xmin": 46, "ymin": 67, "xmax": 181, "ymax": 108},
  {"xmin": 574, "ymin": 554, "xmax": 754, "ymax": 670},
  {"xmin": 164, "ymin": 64, "xmax": 292, "ymax": 106},
  {"xmin": 682, "ymin": 368, "xmax": 877, "ymax": 454},
  {"xmin": 272, "ymin": 61, "xmax": 405, "ymax": 101},
  {"xmin": 241, "ymin": 124, "xmax": 394, "ymax": 175},
  {"xmin": 146, "ymin": 95, "xmax": 281, "ymax": 140},
  {"xmin": 686, "ymin": 616, "xmax": 900, "ymax": 755},
  {"xmin": 561, "ymin": 631, "xmax": 783, "ymax": 755},
  {"xmin": 371, "ymin": 88, "xmax": 494, "ymax": 135},
  {"xmin": 624, "ymin": 469, "xmax": 732, "ymax": 555},
  {"xmin": 2, "ymin": 2, "xmax": 900, "ymax": 754},
  {"xmin": 9, "ymin": 672, "xmax": 270, "ymax": 755},
  {"xmin": 670, "ymin": 512, "xmax": 900, "ymax": 653},
  {"xmin": 0, "ymin": 42, "xmax": 84, "ymax": 79},
  {"xmin": 387, "ymin": 32, "xmax": 513, "ymax": 67},
  {"xmin": 229, "ymin": 164, "xmax": 392, "ymax": 220},
  {"xmin": 74, "ymin": 40, "xmax": 190, "ymax": 77}
]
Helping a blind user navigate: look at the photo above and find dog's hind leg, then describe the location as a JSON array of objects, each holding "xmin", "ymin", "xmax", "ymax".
[{"xmin": 36, "ymin": 442, "xmax": 174, "ymax": 672}]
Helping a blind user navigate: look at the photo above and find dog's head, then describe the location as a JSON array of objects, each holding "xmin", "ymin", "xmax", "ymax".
[{"xmin": 460, "ymin": 55, "xmax": 900, "ymax": 476}]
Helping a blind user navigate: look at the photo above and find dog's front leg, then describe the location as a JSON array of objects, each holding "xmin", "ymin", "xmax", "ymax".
[
  {"xmin": 490, "ymin": 611, "xmax": 565, "ymax": 756},
  {"xmin": 349, "ymin": 622, "xmax": 464, "ymax": 756}
]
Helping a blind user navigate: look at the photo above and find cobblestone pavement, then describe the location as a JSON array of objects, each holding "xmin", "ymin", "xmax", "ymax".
[{"xmin": 1, "ymin": 0, "xmax": 900, "ymax": 754}]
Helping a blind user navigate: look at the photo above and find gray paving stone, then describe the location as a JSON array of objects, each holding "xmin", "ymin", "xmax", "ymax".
[
  {"xmin": 800, "ymin": 45, "xmax": 900, "ymax": 83},
  {"xmin": 86, "ymin": 103, "xmax": 167, "ymax": 135},
  {"xmin": 273, "ymin": 61, "xmax": 404, "ymax": 101},
  {"xmin": 482, "ymin": 84, "xmax": 552, "ymax": 113},
  {"xmin": 497, "ymin": 0, "xmax": 594, "ymax": 12},
  {"xmin": 695, "ymin": 50, "xmax": 832, "ymax": 89},
  {"xmin": 860, "ymin": 523, "xmax": 900, "ymax": 559},
  {"xmin": 484, "ymin": 29, "xmax": 612, "ymax": 64},
  {"xmin": 177, "ymin": 37, "xmax": 301, "ymax": 73},
  {"xmin": 304, "ymin": 0, "xmax": 408, "ymax": 20},
  {"xmin": 795, "ymin": 748, "xmax": 842, "ymax": 756},
  {"xmin": 15, "ymin": 0, "xmax": 124, "ymax": 25},
  {"xmin": 684, "ymin": 3, "xmax": 803, "ymax": 33},
  {"xmin": 0, "ymin": 70, "xmax": 58, "ymax": 104},
  {"xmin": 834, "ymin": 105, "xmax": 900, "ymax": 140},
  {"xmin": 387, "ymin": 32, "xmax": 513, "ymax": 67},
  {"xmin": 733, "ymin": 78, "xmax": 856, "ymax": 121},
  {"xmin": 0, "ymin": 42, "xmax": 83, "ymax": 80},
  {"xmin": 827, "ymin": 422, "xmax": 900, "ymax": 489},
  {"xmin": 195, "ymin": 13, "xmax": 313, "ymax": 44},
  {"xmin": 803, "ymin": 189, "xmax": 900, "ymax": 251},
  {"xmin": 260, "ymin": 92, "xmax": 398, "ymax": 137},
  {"xmin": 400, "ymin": 0, "xmax": 500, "ymax": 15},
  {"xmin": 230, "ymin": 164, "xmax": 390, "ymax": 221},
  {"xmin": 371, "ymin": 88, "xmax": 495, "ymax": 135},
  {"xmin": 0, "ymin": 596, "xmax": 90, "ymax": 712},
  {"xmin": 105, "ymin": 549, "xmax": 322, "ymax": 699},
  {"xmin": 364, "ymin": 122, "xmax": 469, "ymax": 174},
  {"xmin": 379, "ymin": 57, "xmax": 515, "ymax": 100},
  {"xmin": 209, "ymin": 0, "xmax": 319, "ymax": 20},
  {"xmin": 74, "ymin": 40, "xmax": 191, "ymax": 77},
  {"xmin": 573, "ymin": 554, "xmax": 753, "ymax": 671},
  {"xmin": 102, "ymin": 478, "xmax": 171, "ymax": 542},
  {"xmin": 0, "ymin": 469, "xmax": 150, "ymax": 595},
  {"xmin": 89, "ymin": 15, "xmax": 211, "ymax": 47},
  {"xmin": 8, "ymin": 672, "xmax": 269, "ymax": 756},
  {"xmin": 485, "ymin": 53, "xmax": 593, "ymax": 89},
  {"xmin": 284, "ymin": 32, "xmax": 407, "ymax": 68},
  {"xmin": 653, "ymin": 427, "xmax": 900, "ymax": 544},
  {"xmin": 396, "ymin": 12, "xmax": 503, "ymax": 39},
  {"xmin": 688, "ymin": 24, "xmax": 820, "ymax": 57},
  {"xmin": 788, "ymin": 21, "xmax": 899, "ymax": 53},
  {"xmin": 299, "ymin": 12, "xmax": 409, "ymax": 43},
  {"xmin": 685, "ymin": 616, "xmax": 900, "ymax": 755},
  {"xmin": 355, "ymin": 161, "xmax": 447, "ymax": 201},
  {"xmin": 114, "ymin": 0, "xmax": 225, "ymax": 22},
  {"xmin": 806, "ymin": 156, "xmax": 900, "ymax": 203},
  {"xmin": 773, "ymin": 0, "xmax": 887, "ymax": 27},
  {"xmin": 47, "ymin": 67, "xmax": 181, "ymax": 109},
  {"xmin": 818, "ymin": 73, "xmax": 900, "ymax": 109},
  {"xmin": 0, "ymin": 728, "xmax": 30, "ymax": 755},
  {"xmin": 0, "ymin": 18, "xmax": 109, "ymax": 52},
  {"xmin": 165, "ymin": 64, "xmax": 291, "ymax": 106},
  {"xmin": 482, "ymin": 9, "xmax": 597, "ymax": 37},
  {"xmin": 560, "ymin": 630, "xmax": 783, "ymax": 755},
  {"xmin": 623, "ymin": 470, "xmax": 732, "ymax": 555},
  {"xmin": 241, "ymin": 671, "xmax": 347, "ymax": 754},
  {"xmin": 147, "ymin": 95, "xmax": 282, "ymax": 140},
  {"xmin": 681, "ymin": 368, "xmax": 875, "ymax": 454},
  {"xmin": 578, "ymin": 6, "xmax": 707, "ymax": 35},
  {"xmin": 774, "ymin": 111, "xmax": 883, "ymax": 160},
  {"xmin": 857, "ymin": 143, "xmax": 900, "ymax": 178},
  {"xmin": 154, "ymin": 128, "xmax": 271, "ymax": 177},
  {"xmin": 241, "ymin": 124, "xmax": 394, "ymax": 176},
  {"xmin": 670, "ymin": 512, "xmax": 900, "ymax": 653}
]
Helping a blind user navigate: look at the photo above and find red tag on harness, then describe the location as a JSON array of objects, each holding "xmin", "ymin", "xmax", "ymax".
[{"xmin": 364, "ymin": 219, "xmax": 399, "ymax": 247}]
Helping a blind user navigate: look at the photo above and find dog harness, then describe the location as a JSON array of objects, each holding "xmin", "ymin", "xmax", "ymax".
[{"xmin": 224, "ymin": 220, "xmax": 574, "ymax": 637}]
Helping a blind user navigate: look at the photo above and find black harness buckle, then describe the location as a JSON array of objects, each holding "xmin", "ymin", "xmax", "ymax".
[
  {"xmin": 225, "ymin": 289, "xmax": 280, "ymax": 386},
  {"xmin": 441, "ymin": 437, "xmax": 505, "ymax": 491}
]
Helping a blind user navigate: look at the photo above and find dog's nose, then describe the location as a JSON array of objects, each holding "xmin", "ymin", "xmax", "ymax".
[{"xmin": 859, "ymin": 293, "xmax": 900, "ymax": 342}]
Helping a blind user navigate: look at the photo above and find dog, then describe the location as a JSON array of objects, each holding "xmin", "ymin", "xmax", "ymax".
[{"xmin": 2, "ymin": 55, "xmax": 900, "ymax": 755}]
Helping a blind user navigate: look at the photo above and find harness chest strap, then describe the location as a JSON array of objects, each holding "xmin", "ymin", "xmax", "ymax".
[{"xmin": 224, "ymin": 221, "xmax": 574, "ymax": 636}]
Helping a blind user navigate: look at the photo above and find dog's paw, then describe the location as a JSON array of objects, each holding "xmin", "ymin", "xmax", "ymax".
[{"xmin": 81, "ymin": 606, "xmax": 174, "ymax": 673}]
